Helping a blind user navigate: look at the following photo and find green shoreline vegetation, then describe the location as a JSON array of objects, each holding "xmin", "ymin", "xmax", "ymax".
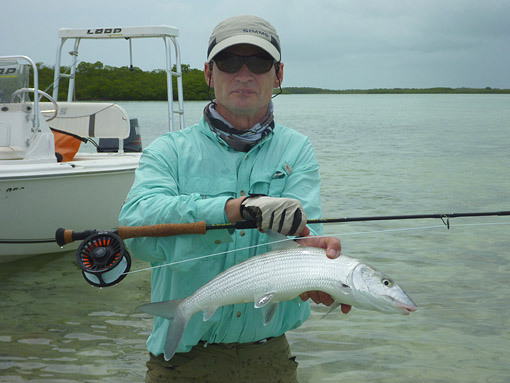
[
  {"xmin": 34, "ymin": 62, "xmax": 510, "ymax": 101},
  {"xmin": 281, "ymin": 87, "xmax": 510, "ymax": 95}
]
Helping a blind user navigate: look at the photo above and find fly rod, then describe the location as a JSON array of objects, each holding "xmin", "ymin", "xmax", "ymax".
[
  {"xmin": 55, "ymin": 210, "xmax": 510, "ymax": 288},
  {"xmin": 56, "ymin": 210, "xmax": 510, "ymax": 246}
]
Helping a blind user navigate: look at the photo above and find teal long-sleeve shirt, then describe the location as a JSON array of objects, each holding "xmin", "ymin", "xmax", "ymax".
[{"xmin": 119, "ymin": 117, "xmax": 324, "ymax": 356}]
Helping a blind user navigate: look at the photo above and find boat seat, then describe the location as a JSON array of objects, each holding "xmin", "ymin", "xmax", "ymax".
[
  {"xmin": 0, "ymin": 145, "xmax": 25, "ymax": 160},
  {"xmin": 40, "ymin": 102, "xmax": 130, "ymax": 139}
]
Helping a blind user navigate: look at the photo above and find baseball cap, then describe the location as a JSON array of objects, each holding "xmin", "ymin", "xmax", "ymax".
[{"xmin": 207, "ymin": 15, "xmax": 281, "ymax": 62}]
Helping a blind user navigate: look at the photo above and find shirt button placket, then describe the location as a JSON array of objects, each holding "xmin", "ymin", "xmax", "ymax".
[{"xmin": 237, "ymin": 152, "xmax": 251, "ymax": 199}]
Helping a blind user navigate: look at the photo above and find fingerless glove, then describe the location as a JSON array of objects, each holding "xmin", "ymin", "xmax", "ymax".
[{"xmin": 240, "ymin": 195, "xmax": 307, "ymax": 236}]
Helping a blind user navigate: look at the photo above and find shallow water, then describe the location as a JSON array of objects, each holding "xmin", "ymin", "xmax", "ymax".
[{"xmin": 1, "ymin": 94, "xmax": 509, "ymax": 382}]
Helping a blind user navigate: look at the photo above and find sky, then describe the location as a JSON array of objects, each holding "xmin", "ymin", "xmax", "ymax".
[{"xmin": 2, "ymin": 0, "xmax": 509, "ymax": 90}]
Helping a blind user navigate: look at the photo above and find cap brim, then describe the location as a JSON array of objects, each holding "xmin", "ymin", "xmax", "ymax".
[{"xmin": 208, "ymin": 35, "xmax": 280, "ymax": 62}]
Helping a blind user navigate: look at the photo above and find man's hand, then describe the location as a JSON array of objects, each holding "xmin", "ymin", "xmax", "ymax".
[
  {"xmin": 296, "ymin": 235, "xmax": 352, "ymax": 314},
  {"xmin": 240, "ymin": 195, "xmax": 307, "ymax": 236}
]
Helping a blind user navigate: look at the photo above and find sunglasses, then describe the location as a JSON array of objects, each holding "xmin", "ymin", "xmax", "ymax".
[{"xmin": 213, "ymin": 53, "xmax": 276, "ymax": 74}]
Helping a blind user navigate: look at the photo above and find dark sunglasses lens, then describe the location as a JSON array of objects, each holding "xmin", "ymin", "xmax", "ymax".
[
  {"xmin": 215, "ymin": 54, "xmax": 274, "ymax": 74},
  {"xmin": 247, "ymin": 56, "xmax": 274, "ymax": 74},
  {"xmin": 215, "ymin": 55, "xmax": 242, "ymax": 73}
]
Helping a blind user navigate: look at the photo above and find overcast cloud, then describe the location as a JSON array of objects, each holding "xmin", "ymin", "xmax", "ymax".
[{"xmin": 2, "ymin": 0, "xmax": 509, "ymax": 89}]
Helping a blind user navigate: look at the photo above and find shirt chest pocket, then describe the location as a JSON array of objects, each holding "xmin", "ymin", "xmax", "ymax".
[
  {"xmin": 249, "ymin": 165, "xmax": 289, "ymax": 197},
  {"xmin": 181, "ymin": 176, "xmax": 237, "ymax": 199}
]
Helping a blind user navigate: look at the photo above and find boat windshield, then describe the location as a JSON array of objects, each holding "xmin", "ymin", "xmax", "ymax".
[{"xmin": 0, "ymin": 60, "xmax": 29, "ymax": 103}]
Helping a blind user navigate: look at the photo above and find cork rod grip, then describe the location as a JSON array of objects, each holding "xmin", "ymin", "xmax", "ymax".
[{"xmin": 117, "ymin": 221, "xmax": 207, "ymax": 239}]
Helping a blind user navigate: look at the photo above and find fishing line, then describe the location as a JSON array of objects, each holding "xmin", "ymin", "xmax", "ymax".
[
  {"xmin": 123, "ymin": 220, "xmax": 510, "ymax": 276},
  {"xmin": 125, "ymin": 240, "xmax": 283, "ymax": 275},
  {"xmin": 325, "ymin": 221, "xmax": 510, "ymax": 238}
]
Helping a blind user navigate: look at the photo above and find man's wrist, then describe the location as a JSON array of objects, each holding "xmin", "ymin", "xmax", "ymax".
[{"xmin": 225, "ymin": 197, "xmax": 247, "ymax": 223}]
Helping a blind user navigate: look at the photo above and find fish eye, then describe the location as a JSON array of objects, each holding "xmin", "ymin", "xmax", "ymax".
[{"xmin": 382, "ymin": 278, "xmax": 393, "ymax": 287}]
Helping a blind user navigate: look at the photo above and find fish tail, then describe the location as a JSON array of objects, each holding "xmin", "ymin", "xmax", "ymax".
[{"xmin": 136, "ymin": 298, "xmax": 190, "ymax": 361}]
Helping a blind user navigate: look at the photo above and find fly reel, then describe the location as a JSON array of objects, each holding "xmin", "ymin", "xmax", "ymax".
[{"xmin": 76, "ymin": 232, "xmax": 131, "ymax": 287}]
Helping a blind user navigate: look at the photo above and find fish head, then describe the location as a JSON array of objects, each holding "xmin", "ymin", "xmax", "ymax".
[{"xmin": 349, "ymin": 263, "xmax": 417, "ymax": 315}]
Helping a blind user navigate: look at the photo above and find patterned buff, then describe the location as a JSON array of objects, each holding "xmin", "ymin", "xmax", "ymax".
[{"xmin": 204, "ymin": 101, "xmax": 275, "ymax": 152}]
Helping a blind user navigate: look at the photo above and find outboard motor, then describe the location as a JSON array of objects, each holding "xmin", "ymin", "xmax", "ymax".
[{"xmin": 98, "ymin": 118, "xmax": 142, "ymax": 152}]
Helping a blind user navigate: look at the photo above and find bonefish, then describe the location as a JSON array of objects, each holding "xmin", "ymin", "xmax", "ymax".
[{"xmin": 136, "ymin": 244, "xmax": 417, "ymax": 361}]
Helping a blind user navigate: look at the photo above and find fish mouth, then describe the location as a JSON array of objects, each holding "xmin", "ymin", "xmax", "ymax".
[
  {"xmin": 381, "ymin": 294, "xmax": 417, "ymax": 315},
  {"xmin": 395, "ymin": 301, "xmax": 418, "ymax": 315}
]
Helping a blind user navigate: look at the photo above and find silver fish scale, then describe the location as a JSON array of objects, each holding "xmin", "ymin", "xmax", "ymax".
[{"xmin": 183, "ymin": 247, "xmax": 361, "ymax": 315}]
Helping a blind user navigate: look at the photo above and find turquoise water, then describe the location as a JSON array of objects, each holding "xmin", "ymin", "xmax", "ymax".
[{"xmin": 1, "ymin": 94, "xmax": 509, "ymax": 382}]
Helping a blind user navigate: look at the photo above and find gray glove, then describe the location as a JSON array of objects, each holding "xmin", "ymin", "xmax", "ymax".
[{"xmin": 240, "ymin": 195, "xmax": 307, "ymax": 236}]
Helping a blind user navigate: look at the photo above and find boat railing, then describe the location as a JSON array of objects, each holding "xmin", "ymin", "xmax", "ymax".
[
  {"xmin": 0, "ymin": 55, "xmax": 62, "ymax": 161},
  {"xmin": 0, "ymin": 55, "xmax": 41, "ymax": 134}
]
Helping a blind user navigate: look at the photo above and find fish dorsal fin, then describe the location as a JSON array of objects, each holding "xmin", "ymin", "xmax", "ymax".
[
  {"xmin": 202, "ymin": 306, "xmax": 217, "ymax": 322},
  {"xmin": 266, "ymin": 230, "xmax": 300, "ymax": 251},
  {"xmin": 261, "ymin": 302, "xmax": 279, "ymax": 325},
  {"xmin": 254, "ymin": 292, "xmax": 276, "ymax": 308}
]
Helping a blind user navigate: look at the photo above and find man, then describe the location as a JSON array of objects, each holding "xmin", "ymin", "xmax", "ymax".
[{"xmin": 119, "ymin": 15, "xmax": 350, "ymax": 383}]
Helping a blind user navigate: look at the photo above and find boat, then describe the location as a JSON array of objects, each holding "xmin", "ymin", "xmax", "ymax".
[{"xmin": 0, "ymin": 26, "xmax": 185, "ymax": 263}]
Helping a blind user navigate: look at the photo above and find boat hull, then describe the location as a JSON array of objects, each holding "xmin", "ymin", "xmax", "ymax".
[{"xmin": 0, "ymin": 153, "xmax": 139, "ymax": 262}]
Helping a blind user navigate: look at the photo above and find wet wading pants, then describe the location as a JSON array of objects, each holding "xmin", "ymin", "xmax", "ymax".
[{"xmin": 145, "ymin": 334, "xmax": 299, "ymax": 383}]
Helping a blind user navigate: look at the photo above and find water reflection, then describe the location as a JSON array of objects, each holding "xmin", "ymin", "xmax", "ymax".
[
  {"xmin": 0, "ymin": 252, "xmax": 151, "ymax": 381},
  {"xmin": 2, "ymin": 95, "xmax": 510, "ymax": 382}
]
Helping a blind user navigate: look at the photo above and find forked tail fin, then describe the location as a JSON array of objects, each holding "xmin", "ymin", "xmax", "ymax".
[{"xmin": 136, "ymin": 298, "xmax": 190, "ymax": 361}]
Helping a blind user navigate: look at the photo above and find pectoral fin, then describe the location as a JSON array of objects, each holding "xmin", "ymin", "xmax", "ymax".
[
  {"xmin": 254, "ymin": 292, "xmax": 279, "ymax": 325},
  {"xmin": 254, "ymin": 292, "xmax": 276, "ymax": 308}
]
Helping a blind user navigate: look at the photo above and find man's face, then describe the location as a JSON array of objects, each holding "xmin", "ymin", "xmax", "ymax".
[{"xmin": 204, "ymin": 44, "xmax": 283, "ymax": 128}]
